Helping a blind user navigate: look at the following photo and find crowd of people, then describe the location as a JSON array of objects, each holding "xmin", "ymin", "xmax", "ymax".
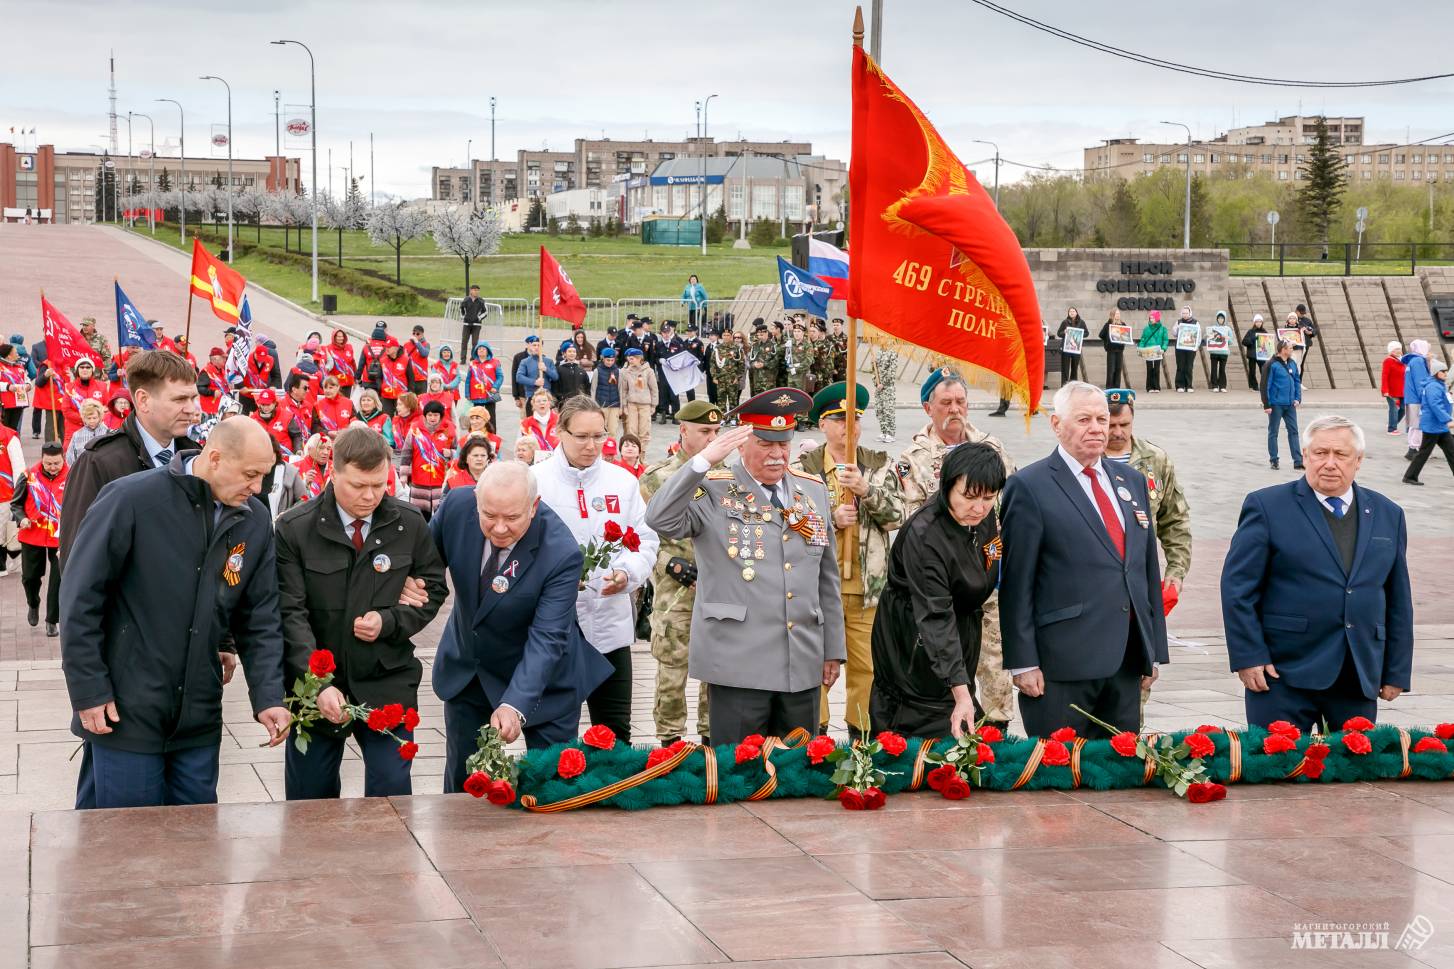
[{"xmin": 0, "ymin": 288, "xmax": 1425, "ymax": 811}]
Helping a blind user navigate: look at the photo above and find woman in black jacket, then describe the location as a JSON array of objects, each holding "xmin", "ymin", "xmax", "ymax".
[
  {"xmin": 1172, "ymin": 305, "xmax": 1200, "ymax": 392},
  {"xmin": 1240, "ymin": 314, "xmax": 1268, "ymax": 390},
  {"xmin": 1098, "ymin": 308, "xmax": 1127, "ymax": 388},
  {"xmin": 1056, "ymin": 307, "xmax": 1084, "ymax": 383},
  {"xmin": 869, "ymin": 442, "xmax": 1006, "ymax": 739}
]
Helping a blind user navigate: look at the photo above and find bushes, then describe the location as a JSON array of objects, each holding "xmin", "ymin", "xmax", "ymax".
[{"xmin": 247, "ymin": 245, "xmax": 424, "ymax": 314}]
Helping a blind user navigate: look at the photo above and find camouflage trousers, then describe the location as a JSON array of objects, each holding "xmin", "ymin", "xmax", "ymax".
[
  {"xmin": 650, "ymin": 582, "xmax": 710, "ymax": 740},
  {"xmin": 977, "ymin": 592, "xmax": 1014, "ymax": 723},
  {"xmin": 873, "ymin": 351, "xmax": 897, "ymax": 438},
  {"xmin": 820, "ymin": 593, "xmax": 875, "ymax": 733}
]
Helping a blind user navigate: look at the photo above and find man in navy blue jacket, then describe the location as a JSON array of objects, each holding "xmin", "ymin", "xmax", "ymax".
[
  {"xmin": 1222, "ymin": 414, "xmax": 1413, "ymax": 730},
  {"xmin": 430, "ymin": 461, "xmax": 612, "ymax": 792},
  {"xmin": 60, "ymin": 418, "xmax": 290, "ymax": 809},
  {"xmin": 999, "ymin": 382, "xmax": 1168, "ymax": 736}
]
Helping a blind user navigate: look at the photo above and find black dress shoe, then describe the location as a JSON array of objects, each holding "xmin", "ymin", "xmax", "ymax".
[
  {"xmin": 660, "ymin": 736, "xmax": 681, "ymax": 748},
  {"xmin": 27, "ymin": 605, "xmax": 38, "ymax": 627},
  {"xmin": 1406, "ymin": 448, "xmax": 1418, "ymax": 461},
  {"xmin": 45, "ymin": 623, "xmax": 58, "ymax": 637},
  {"xmin": 1404, "ymin": 478, "xmax": 1424, "ymax": 486},
  {"xmin": 698, "ymin": 734, "xmax": 711, "ymax": 747},
  {"xmin": 1270, "ymin": 461, "xmax": 1279, "ymax": 470},
  {"xmin": 1293, "ymin": 463, "xmax": 1305, "ymax": 470},
  {"xmin": 987, "ymin": 409, "xmax": 1007, "ymax": 417}
]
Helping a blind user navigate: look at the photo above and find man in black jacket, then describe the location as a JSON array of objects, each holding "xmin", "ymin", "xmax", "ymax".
[
  {"xmin": 460, "ymin": 284, "xmax": 488, "ymax": 359},
  {"xmin": 275, "ymin": 426, "xmax": 448, "ymax": 799},
  {"xmin": 60, "ymin": 417, "xmax": 290, "ymax": 809}
]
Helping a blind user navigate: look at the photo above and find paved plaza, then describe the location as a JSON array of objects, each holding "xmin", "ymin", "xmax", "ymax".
[{"xmin": 2, "ymin": 224, "xmax": 1454, "ymax": 968}]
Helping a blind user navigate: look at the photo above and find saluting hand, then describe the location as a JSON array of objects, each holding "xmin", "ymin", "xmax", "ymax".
[{"xmin": 698, "ymin": 424, "xmax": 755, "ymax": 466}]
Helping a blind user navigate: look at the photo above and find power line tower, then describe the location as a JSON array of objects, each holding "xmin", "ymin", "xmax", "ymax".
[{"xmin": 107, "ymin": 51, "xmax": 119, "ymax": 154}]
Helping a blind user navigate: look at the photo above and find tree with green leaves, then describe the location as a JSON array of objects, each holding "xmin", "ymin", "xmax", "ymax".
[
  {"xmin": 749, "ymin": 217, "xmax": 777, "ymax": 247},
  {"xmin": 1103, "ymin": 179, "xmax": 1143, "ymax": 247},
  {"xmin": 1189, "ymin": 174, "xmax": 1214, "ymax": 247},
  {"xmin": 157, "ymin": 167, "xmax": 171, "ymax": 192},
  {"xmin": 526, "ymin": 197, "xmax": 546, "ymax": 230},
  {"xmin": 1295, "ymin": 116, "xmax": 1349, "ymax": 256},
  {"xmin": 706, "ymin": 204, "xmax": 728, "ymax": 244}
]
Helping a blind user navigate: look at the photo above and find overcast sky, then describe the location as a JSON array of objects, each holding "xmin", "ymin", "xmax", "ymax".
[{"xmin": 3, "ymin": 0, "xmax": 1449, "ymax": 199}]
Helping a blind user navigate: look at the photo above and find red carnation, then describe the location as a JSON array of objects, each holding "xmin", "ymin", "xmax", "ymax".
[
  {"xmin": 1184, "ymin": 733, "xmax": 1216, "ymax": 760},
  {"xmin": 862, "ymin": 787, "xmax": 886, "ymax": 810},
  {"xmin": 1342, "ymin": 732, "xmax": 1373, "ymax": 755},
  {"xmin": 1110, "ymin": 732, "xmax": 1140, "ymax": 757},
  {"xmin": 1049, "ymin": 727, "xmax": 1077, "ymax": 743},
  {"xmin": 1186, "ymin": 782, "xmax": 1219, "ymax": 803},
  {"xmin": 398, "ymin": 741, "xmax": 419, "ymax": 761},
  {"xmin": 308, "ymin": 649, "xmax": 336, "ymax": 678},
  {"xmin": 602, "ymin": 520, "xmax": 623, "ymax": 542},
  {"xmin": 942, "ymin": 774, "xmax": 972, "ymax": 800},
  {"xmin": 1195, "ymin": 724, "xmax": 1224, "ymax": 734},
  {"xmin": 977, "ymin": 725, "xmax": 1004, "ymax": 743},
  {"xmin": 1262, "ymin": 733, "xmax": 1297, "ymax": 755},
  {"xmin": 667, "ymin": 739, "xmax": 690, "ymax": 754},
  {"xmin": 1413, "ymin": 737, "xmax": 1448, "ymax": 754},
  {"xmin": 375, "ymin": 703, "xmax": 404, "ymax": 730},
  {"xmin": 621, "ymin": 528, "xmax": 641, "ymax": 553},
  {"xmin": 1342, "ymin": 716, "xmax": 1375, "ymax": 733},
  {"xmin": 743, "ymin": 734, "xmax": 766, "ymax": 747},
  {"xmin": 1435, "ymin": 724, "xmax": 1454, "ymax": 740},
  {"xmin": 735, "ymin": 743, "xmax": 761, "ymax": 764},
  {"xmin": 1303, "ymin": 759, "xmax": 1326, "ymax": 779},
  {"xmin": 487, "ymin": 780, "xmax": 516, "ymax": 805},
  {"xmin": 463, "ymin": 772, "xmax": 491, "ymax": 798},
  {"xmin": 1042, "ymin": 739, "xmax": 1070, "ymax": 766},
  {"xmin": 403, "ymin": 707, "xmax": 421, "ymax": 732},
  {"xmin": 876, "ymin": 731, "xmax": 908, "ymax": 756},
  {"xmin": 582, "ymin": 724, "xmax": 617, "ymax": 750},
  {"xmin": 806, "ymin": 735, "xmax": 836, "ymax": 765},
  {"xmin": 1305, "ymin": 742, "xmax": 1331, "ymax": 761},
  {"xmin": 646, "ymin": 747, "xmax": 674, "ymax": 769},
  {"xmin": 926, "ymin": 764, "xmax": 957, "ymax": 792},
  {"xmin": 839, "ymin": 788, "xmax": 865, "ymax": 810},
  {"xmin": 366, "ymin": 708, "xmax": 391, "ymax": 732},
  {"xmin": 976, "ymin": 743, "xmax": 995, "ymax": 765},
  {"xmin": 1268, "ymin": 720, "xmax": 1301, "ymax": 740},
  {"xmin": 558, "ymin": 747, "xmax": 587, "ymax": 779}
]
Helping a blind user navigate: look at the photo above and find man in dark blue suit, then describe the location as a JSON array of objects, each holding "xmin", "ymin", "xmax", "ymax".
[
  {"xmin": 1000, "ymin": 382, "xmax": 1168, "ymax": 736},
  {"xmin": 430, "ymin": 461, "xmax": 612, "ymax": 793},
  {"xmin": 1222, "ymin": 415, "xmax": 1413, "ymax": 731}
]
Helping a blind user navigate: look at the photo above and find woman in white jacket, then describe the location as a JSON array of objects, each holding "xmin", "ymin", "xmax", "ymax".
[{"xmin": 532, "ymin": 395, "xmax": 658, "ymax": 741}]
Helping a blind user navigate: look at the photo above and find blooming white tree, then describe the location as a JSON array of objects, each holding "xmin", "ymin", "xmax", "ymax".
[
  {"xmin": 366, "ymin": 202, "xmax": 432, "ymax": 285},
  {"xmin": 321, "ymin": 180, "xmax": 368, "ymax": 266},
  {"xmin": 231, "ymin": 188, "xmax": 262, "ymax": 243},
  {"xmin": 432, "ymin": 206, "xmax": 503, "ymax": 292}
]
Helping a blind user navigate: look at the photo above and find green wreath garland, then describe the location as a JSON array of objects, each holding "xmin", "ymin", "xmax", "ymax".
[{"xmin": 485, "ymin": 723, "xmax": 1454, "ymax": 812}]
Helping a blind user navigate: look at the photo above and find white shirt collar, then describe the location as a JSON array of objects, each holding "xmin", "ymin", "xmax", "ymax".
[
  {"xmin": 137, "ymin": 422, "xmax": 171, "ymax": 464},
  {"xmin": 337, "ymin": 506, "xmax": 373, "ymax": 534},
  {"xmin": 1056, "ymin": 444, "xmax": 1103, "ymax": 478},
  {"xmin": 1314, "ymin": 485, "xmax": 1355, "ymax": 512}
]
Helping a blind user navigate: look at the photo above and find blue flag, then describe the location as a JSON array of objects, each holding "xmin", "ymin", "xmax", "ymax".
[
  {"xmin": 239, "ymin": 293, "xmax": 252, "ymax": 325},
  {"xmin": 776, "ymin": 256, "xmax": 832, "ymax": 319},
  {"xmin": 114, "ymin": 281, "xmax": 156, "ymax": 350}
]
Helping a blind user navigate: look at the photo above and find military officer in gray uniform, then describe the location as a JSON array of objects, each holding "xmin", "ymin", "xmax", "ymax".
[{"xmin": 645, "ymin": 388, "xmax": 846, "ymax": 745}]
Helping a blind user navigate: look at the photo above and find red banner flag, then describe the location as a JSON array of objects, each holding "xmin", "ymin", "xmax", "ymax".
[
  {"xmin": 41, "ymin": 296, "xmax": 105, "ymax": 374},
  {"xmin": 189, "ymin": 238, "xmax": 247, "ymax": 324},
  {"xmin": 539, "ymin": 246, "xmax": 587, "ymax": 327},
  {"xmin": 848, "ymin": 45, "xmax": 1044, "ymax": 413}
]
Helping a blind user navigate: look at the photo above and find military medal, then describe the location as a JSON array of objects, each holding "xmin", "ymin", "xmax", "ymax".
[
  {"xmin": 1116, "ymin": 486, "xmax": 1133, "ymax": 502},
  {"xmin": 1134, "ymin": 510, "xmax": 1150, "ymax": 529},
  {"xmin": 373, "ymin": 553, "xmax": 391, "ymax": 573},
  {"xmin": 741, "ymin": 566, "xmax": 755, "ymax": 582},
  {"xmin": 222, "ymin": 543, "xmax": 246, "ymax": 587},
  {"xmin": 754, "ymin": 540, "xmax": 766, "ymax": 560},
  {"xmin": 492, "ymin": 575, "xmax": 510, "ymax": 594},
  {"xmin": 753, "ymin": 524, "xmax": 763, "ymax": 538},
  {"xmin": 728, "ymin": 545, "xmax": 739, "ymax": 558}
]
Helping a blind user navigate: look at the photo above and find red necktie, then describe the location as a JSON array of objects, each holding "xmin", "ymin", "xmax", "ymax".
[
  {"xmin": 350, "ymin": 519, "xmax": 365, "ymax": 552},
  {"xmin": 1082, "ymin": 466, "xmax": 1125, "ymax": 559}
]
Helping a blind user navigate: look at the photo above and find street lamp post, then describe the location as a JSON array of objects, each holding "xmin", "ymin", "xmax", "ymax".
[
  {"xmin": 125, "ymin": 112, "xmax": 134, "ymax": 225},
  {"xmin": 489, "ymin": 97, "xmax": 497, "ymax": 207},
  {"xmin": 199, "ymin": 75, "xmax": 234, "ymax": 261},
  {"xmin": 1161, "ymin": 120, "xmax": 1193, "ymax": 249},
  {"xmin": 132, "ymin": 112, "xmax": 155, "ymax": 233},
  {"xmin": 272, "ymin": 39, "xmax": 319, "ymax": 303},
  {"xmin": 156, "ymin": 98, "xmax": 185, "ymax": 244},
  {"xmin": 466, "ymin": 138, "xmax": 472, "ymax": 208},
  {"xmin": 701, "ymin": 93, "xmax": 718, "ymax": 255},
  {"xmin": 972, "ymin": 139, "xmax": 1001, "ymax": 209}
]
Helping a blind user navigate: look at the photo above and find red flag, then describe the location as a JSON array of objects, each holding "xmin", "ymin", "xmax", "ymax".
[
  {"xmin": 189, "ymin": 238, "xmax": 247, "ymax": 324},
  {"xmin": 41, "ymin": 296, "xmax": 105, "ymax": 373},
  {"xmin": 539, "ymin": 246, "xmax": 587, "ymax": 327},
  {"xmin": 848, "ymin": 46, "xmax": 1044, "ymax": 413}
]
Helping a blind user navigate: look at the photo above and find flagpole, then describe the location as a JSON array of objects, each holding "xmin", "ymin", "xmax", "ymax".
[
  {"xmin": 839, "ymin": 7, "xmax": 866, "ymax": 585},
  {"xmin": 40, "ymin": 289, "xmax": 61, "ymax": 447}
]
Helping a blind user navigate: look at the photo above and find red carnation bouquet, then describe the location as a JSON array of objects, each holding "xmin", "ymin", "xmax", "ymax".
[
  {"xmin": 579, "ymin": 519, "xmax": 641, "ymax": 586},
  {"xmin": 922, "ymin": 717, "xmax": 1003, "ymax": 800},
  {"xmin": 1072, "ymin": 704, "xmax": 1218, "ymax": 801},
  {"xmin": 463, "ymin": 725, "xmax": 519, "ymax": 805},
  {"xmin": 283, "ymin": 649, "xmax": 421, "ymax": 761}
]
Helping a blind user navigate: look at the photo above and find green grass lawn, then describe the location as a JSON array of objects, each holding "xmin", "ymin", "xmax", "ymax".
[
  {"xmin": 129, "ymin": 224, "xmax": 784, "ymax": 313},
  {"xmin": 1229, "ymin": 258, "xmax": 1454, "ymax": 276}
]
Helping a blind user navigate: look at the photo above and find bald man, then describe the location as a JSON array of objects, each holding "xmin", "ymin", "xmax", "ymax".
[{"xmin": 61, "ymin": 417, "xmax": 290, "ymax": 809}]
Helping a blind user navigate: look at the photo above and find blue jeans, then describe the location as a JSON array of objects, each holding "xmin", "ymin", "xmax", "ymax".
[
  {"xmin": 1385, "ymin": 395, "xmax": 1405, "ymax": 432},
  {"xmin": 1267, "ymin": 404, "xmax": 1300, "ymax": 463},
  {"xmin": 75, "ymin": 742, "xmax": 221, "ymax": 810}
]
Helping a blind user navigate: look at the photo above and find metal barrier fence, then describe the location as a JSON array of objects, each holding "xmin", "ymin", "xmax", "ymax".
[{"xmin": 1219, "ymin": 241, "xmax": 1454, "ymax": 276}]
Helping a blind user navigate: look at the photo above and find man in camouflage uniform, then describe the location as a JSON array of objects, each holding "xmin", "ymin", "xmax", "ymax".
[
  {"xmin": 872, "ymin": 348, "xmax": 898, "ymax": 444},
  {"xmin": 897, "ymin": 369, "xmax": 1016, "ymax": 728},
  {"xmin": 830, "ymin": 318, "xmax": 850, "ymax": 383},
  {"xmin": 746, "ymin": 322, "xmax": 782, "ymax": 397},
  {"xmin": 1104, "ymin": 388, "xmax": 1191, "ymax": 726},
  {"xmin": 792, "ymin": 382, "xmax": 903, "ymax": 740},
  {"xmin": 808, "ymin": 321, "xmax": 835, "ymax": 397},
  {"xmin": 781, "ymin": 319, "xmax": 813, "ymax": 396},
  {"xmin": 709, "ymin": 329, "xmax": 746, "ymax": 410},
  {"xmin": 640, "ymin": 400, "xmax": 723, "ymax": 745}
]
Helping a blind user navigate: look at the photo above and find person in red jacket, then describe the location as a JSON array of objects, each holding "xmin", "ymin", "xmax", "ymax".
[
  {"xmin": 419, "ymin": 372, "xmax": 455, "ymax": 424},
  {"xmin": 252, "ymin": 389, "xmax": 304, "ymax": 456},
  {"xmin": 1381, "ymin": 340, "xmax": 1407, "ymax": 435},
  {"xmin": 379, "ymin": 339, "xmax": 410, "ymax": 412},
  {"xmin": 463, "ymin": 342, "xmax": 503, "ymax": 428},
  {"xmin": 104, "ymin": 387, "xmax": 132, "ymax": 430},
  {"xmin": 312, "ymin": 375, "xmax": 354, "ymax": 436},
  {"xmin": 444, "ymin": 434, "xmax": 493, "ymax": 493},
  {"xmin": 405, "ymin": 324, "xmax": 431, "ymax": 394},
  {"xmin": 197, "ymin": 346, "xmax": 231, "ymax": 416},
  {"xmin": 431, "ymin": 345, "xmax": 461, "ymax": 401},
  {"xmin": 0, "ymin": 422, "xmax": 21, "ymax": 576},
  {"xmin": 59, "ymin": 360, "xmax": 110, "ymax": 448},
  {"xmin": 280, "ymin": 376, "xmax": 314, "ymax": 436},
  {"xmin": 458, "ymin": 404, "xmax": 502, "ymax": 456},
  {"xmin": 400, "ymin": 399, "xmax": 453, "ymax": 520},
  {"xmin": 10, "ymin": 443, "xmax": 66, "ymax": 636},
  {"xmin": 295, "ymin": 433, "xmax": 332, "ymax": 500},
  {"xmin": 519, "ymin": 388, "xmax": 559, "ymax": 453},
  {"xmin": 173, "ymin": 335, "xmax": 199, "ymax": 371},
  {"xmin": 0, "ymin": 344, "xmax": 30, "ymax": 432},
  {"xmin": 325, "ymin": 328, "xmax": 356, "ymax": 389},
  {"xmin": 242, "ymin": 344, "xmax": 280, "ymax": 414},
  {"xmin": 614, "ymin": 433, "xmax": 647, "ymax": 478}
]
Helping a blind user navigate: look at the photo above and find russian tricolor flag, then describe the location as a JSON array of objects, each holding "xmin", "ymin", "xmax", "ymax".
[{"xmin": 808, "ymin": 238, "xmax": 850, "ymax": 301}]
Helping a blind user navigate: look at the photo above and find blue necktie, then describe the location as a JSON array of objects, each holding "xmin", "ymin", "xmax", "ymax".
[
  {"xmin": 1327, "ymin": 496, "xmax": 1345, "ymax": 519},
  {"xmin": 154, "ymin": 447, "xmax": 173, "ymax": 468}
]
